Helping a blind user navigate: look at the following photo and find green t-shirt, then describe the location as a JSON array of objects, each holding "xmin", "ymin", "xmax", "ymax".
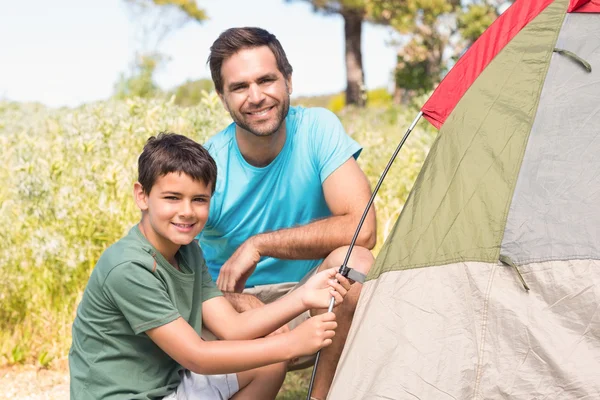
[{"xmin": 69, "ymin": 225, "xmax": 222, "ymax": 400}]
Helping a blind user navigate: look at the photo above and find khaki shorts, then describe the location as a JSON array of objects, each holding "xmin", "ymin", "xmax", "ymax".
[{"xmin": 204, "ymin": 267, "xmax": 319, "ymax": 370}]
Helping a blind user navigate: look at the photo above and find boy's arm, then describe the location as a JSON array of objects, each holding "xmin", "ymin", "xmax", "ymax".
[
  {"xmin": 146, "ymin": 313, "xmax": 337, "ymax": 374},
  {"xmin": 203, "ymin": 268, "xmax": 349, "ymax": 340}
]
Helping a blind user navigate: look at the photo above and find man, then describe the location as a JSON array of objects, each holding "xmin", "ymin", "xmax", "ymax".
[{"xmin": 199, "ymin": 27, "xmax": 376, "ymax": 399}]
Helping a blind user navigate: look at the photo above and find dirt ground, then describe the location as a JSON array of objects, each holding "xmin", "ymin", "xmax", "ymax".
[
  {"xmin": 0, "ymin": 365, "xmax": 310, "ymax": 400},
  {"xmin": 1, "ymin": 366, "xmax": 69, "ymax": 400}
]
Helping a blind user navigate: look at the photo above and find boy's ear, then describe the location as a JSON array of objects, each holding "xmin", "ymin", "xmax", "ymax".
[{"xmin": 133, "ymin": 182, "xmax": 149, "ymax": 211}]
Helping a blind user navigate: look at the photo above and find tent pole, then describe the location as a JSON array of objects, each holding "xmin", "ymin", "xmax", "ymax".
[{"xmin": 306, "ymin": 111, "xmax": 424, "ymax": 399}]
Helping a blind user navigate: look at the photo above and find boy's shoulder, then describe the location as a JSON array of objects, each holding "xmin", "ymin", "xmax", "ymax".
[{"xmin": 94, "ymin": 227, "xmax": 156, "ymax": 278}]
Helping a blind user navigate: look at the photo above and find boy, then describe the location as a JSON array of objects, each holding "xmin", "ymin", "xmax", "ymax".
[{"xmin": 69, "ymin": 133, "xmax": 350, "ymax": 399}]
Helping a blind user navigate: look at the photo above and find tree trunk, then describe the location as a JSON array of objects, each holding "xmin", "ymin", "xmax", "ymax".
[{"xmin": 342, "ymin": 9, "xmax": 366, "ymax": 107}]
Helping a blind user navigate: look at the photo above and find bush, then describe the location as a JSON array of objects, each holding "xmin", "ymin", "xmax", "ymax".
[
  {"xmin": 0, "ymin": 94, "xmax": 436, "ymax": 366},
  {"xmin": 0, "ymin": 94, "xmax": 229, "ymax": 365}
]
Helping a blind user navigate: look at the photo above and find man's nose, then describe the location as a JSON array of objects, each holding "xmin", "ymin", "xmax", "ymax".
[{"xmin": 248, "ymin": 83, "xmax": 265, "ymax": 104}]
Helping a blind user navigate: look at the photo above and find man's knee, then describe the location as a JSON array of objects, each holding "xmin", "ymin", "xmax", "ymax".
[
  {"xmin": 320, "ymin": 246, "xmax": 374, "ymax": 275},
  {"xmin": 349, "ymin": 246, "xmax": 374, "ymax": 275}
]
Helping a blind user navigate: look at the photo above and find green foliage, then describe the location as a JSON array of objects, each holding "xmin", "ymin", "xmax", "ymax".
[
  {"xmin": 171, "ymin": 79, "xmax": 216, "ymax": 107},
  {"xmin": 10, "ymin": 346, "xmax": 25, "ymax": 365},
  {"xmin": 38, "ymin": 350, "xmax": 54, "ymax": 369},
  {"xmin": 458, "ymin": 3, "xmax": 497, "ymax": 44},
  {"xmin": 114, "ymin": 53, "xmax": 164, "ymax": 99},
  {"xmin": 327, "ymin": 92, "xmax": 346, "ymax": 113},
  {"xmin": 368, "ymin": 0, "xmax": 507, "ymax": 102},
  {"xmin": 0, "ymin": 96, "xmax": 436, "ymax": 366},
  {"xmin": 125, "ymin": 0, "xmax": 207, "ymax": 23},
  {"xmin": 0, "ymin": 94, "xmax": 229, "ymax": 364},
  {"xmin": 326, "ymin": 88, "xmax": 392, "ymax": 112},
  {"xmin": 147, "ymin": 0, "xmax": 207, "ymax": 22}
]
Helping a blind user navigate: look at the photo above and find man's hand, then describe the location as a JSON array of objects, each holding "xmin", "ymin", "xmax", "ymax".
[
  {"xmin": 299, "ymin": 268, "xmax": 351, "ymax": 310},
  {"xmin": 217, "ymin": 239, "xmax": 261, "ymax": 292}
]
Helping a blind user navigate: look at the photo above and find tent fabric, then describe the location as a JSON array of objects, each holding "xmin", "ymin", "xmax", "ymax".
[
  {"xmin": 569, "ymin": 0, "xmax": 600, "ymax": 11},
  {"xmin": 574, "ymin": 1, "xmax": 600, "ymax": 12},
  {"xmin": 328, "ymin": 260, "xmax": 600, "ymax": 399},
  {"xmin": 501, "ymin": 13, "xmax": 600, "ymax": 265},
  {"xmin": 368, "ymin": 0, "xmax": 567, "ymax": 279},
  {"xmin": 420, "ymin": 0, "xmax": 558, "ymax": 129},
  {"xmin": 329, "ymin": 0, "xmax": 600, "ymax": 398}
]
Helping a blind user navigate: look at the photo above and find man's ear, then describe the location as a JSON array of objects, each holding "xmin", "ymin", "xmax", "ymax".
[
  {"xmin": 286, "ymin": 75, "xmax": 293, "ymax": 95},
  {"xmin": 218, "ymin": 92, "xmax": 230, "ymax": 113},
  {"xmin": 133, "ymin": 182, "xmax": 149, "ymax": 211}
]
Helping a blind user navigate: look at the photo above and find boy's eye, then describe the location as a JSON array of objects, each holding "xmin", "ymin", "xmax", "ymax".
[
  {"xmin": 164, "ymin": 196, "xmax": 179, "ymax": 200},
  {"xmin": 193, "ymin": 197, "xmax": 208, "ymax": 203}
]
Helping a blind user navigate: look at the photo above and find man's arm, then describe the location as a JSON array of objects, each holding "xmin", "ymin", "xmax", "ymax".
[
  {"xmin": 146, "ymin": 312, "xmax": 337, "ymax": 375},
  {"xmin": 223, "ymin": 292, "xmax": 265, "ymax": 313},
  {"xmin": 217, "ymin": 157, "xmax": 376, "ymax": 292}
]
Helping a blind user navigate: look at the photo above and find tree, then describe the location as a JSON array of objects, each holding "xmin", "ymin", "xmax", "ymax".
[
  {"xmin": 286, "ymin": 1, "xmax": 371, "ymax": 107},
  {"xmin": 113, "ymin": 53, "xmax": 164, "ymax": 99},
  {"xmin": 115, "ymin": 0, "xmax": 208, "ymax": 99},
  {"xmin": 124, "ymin": 0, "xmax": 208, "ymax": 51},
  {"xmin": 370, "ymin": 0, "xmax": 512, "ymax": 103}
]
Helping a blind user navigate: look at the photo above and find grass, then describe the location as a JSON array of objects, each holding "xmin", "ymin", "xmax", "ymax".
[
  {"xmin": 0, "ymin": 95, "xmax": 436, "ymax": 372},
  {"xmin": 278, "ymin": 369, "xmax": 313, "ymax": 399}
]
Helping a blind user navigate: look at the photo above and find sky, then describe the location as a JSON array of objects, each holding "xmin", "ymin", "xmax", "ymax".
[{"xmin": 0, "ymin": 0, "xmax": 401, "ymax": 108}]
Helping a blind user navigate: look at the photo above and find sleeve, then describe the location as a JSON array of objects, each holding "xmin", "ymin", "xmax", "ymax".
[
  {"xmin": 200, "ymin": 258, "xmax": 222, "ymax": 303},
  {"xmin": 103, "ymin": 262, "xmax": 180, "ymax": 334},
  {"xmin": 309, "ymin": 107, "xmax": 363, "ymax": 183}
]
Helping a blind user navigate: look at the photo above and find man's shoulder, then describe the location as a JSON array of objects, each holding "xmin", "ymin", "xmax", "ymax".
[
  {"xmin": 204, "ymin": 123, "xmax": 236, "ymax": 157},
  {"xmin": 292, "ymin": 106, "xmax": 339, "ymax": 126}
]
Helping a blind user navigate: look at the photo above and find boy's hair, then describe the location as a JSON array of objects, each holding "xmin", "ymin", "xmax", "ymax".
[
  {"xmin": 138, "ymin": 132, "xmax": 217, "ymax": 194},
  {"xmin": 208, "ymin": 27, "xmax": 293, "ymax": 94}
]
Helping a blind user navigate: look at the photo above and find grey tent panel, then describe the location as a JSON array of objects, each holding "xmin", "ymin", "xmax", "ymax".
[{"xmin": 501, "ymin": 13, "xmax": 600, "ymax": 264}]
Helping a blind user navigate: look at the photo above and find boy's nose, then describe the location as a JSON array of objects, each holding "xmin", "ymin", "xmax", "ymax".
[{"xmin": 179, "ymin": 202, "xmax": 193, "ymax": 217}]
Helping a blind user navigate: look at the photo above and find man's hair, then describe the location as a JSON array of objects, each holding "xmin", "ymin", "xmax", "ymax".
[
  {"xmin": 208, "ymin": 27, "xmax": 293, "ymax": 94},
  {"xmin": 138, "ymin": 132, "xmax": 217, "ymax": 194}
]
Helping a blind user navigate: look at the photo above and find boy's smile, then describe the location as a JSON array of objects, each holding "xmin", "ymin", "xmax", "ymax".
[{"xmin": 134, "ymin": 172, "xmax": 212, "ymax": 263}]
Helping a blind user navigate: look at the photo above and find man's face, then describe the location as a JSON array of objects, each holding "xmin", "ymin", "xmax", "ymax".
[
  {"xmin": 135, "ymin": 172, "xmax": 212, "ymax": 256},
  {"xmin": 219, "ymin": 46, "xmax": 291, "ymax": 137}
]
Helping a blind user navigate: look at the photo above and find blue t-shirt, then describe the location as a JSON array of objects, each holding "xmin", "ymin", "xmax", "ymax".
[{"xmin": 199, "ymin": 106, "xmax": 362, "ymax": 287}]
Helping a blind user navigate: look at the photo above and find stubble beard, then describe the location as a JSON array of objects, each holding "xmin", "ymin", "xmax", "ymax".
[{"xmin": 231, "ymin": 95, "xmax": 290, "ymax": 137}]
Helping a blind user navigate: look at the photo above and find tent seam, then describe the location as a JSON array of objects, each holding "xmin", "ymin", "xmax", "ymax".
[
  {"xmin": 472, "ymin": 264, "xmax": 497, "ymax": 399},
  {"xmin": 496, "ymin": 2, "xmax": 568, "ymax": 261}
]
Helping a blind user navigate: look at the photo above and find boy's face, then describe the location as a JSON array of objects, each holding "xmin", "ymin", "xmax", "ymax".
[
  {"xmin": 134, "ymin": 172, "xmax": 211, "ymax": 256},
  {"xmin": 218, "ymin": 45, "xmax": 291, "ymax": 138}
]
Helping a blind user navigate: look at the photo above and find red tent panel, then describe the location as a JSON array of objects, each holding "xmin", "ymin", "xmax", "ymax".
[
  {"xmin": 421, "ymin": 0, "xmax": 555, "ymax": 129},
  {"xmin": 569, "ymin": 0, "xmax": 590, "ymax": 11},
  {"xmin": 572, "ymin": 0, "xmax": 600, "ymax": 11}
]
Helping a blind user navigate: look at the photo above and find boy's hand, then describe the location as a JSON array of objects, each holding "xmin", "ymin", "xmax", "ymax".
[
  {"xmin": 290, "ymin": 312, "xmax": 338, "ymax": 356},
  {"xmin": 300, "ymin": 267, "xmax": 352, "ymax": 310}
]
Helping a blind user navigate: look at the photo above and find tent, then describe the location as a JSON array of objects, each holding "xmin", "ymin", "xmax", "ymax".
[{"xmin": 328, "ymin": 0, "xmax": 600, "ymax": 398}]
